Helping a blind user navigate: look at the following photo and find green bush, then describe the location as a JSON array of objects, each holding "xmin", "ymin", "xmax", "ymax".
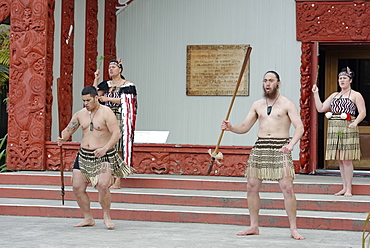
[
  {"xmin": 0, "ymin": 24, "xmax": 10, "ymax": 94},
  {"xmin": 0, "ymin": 134, "xmax": 7, "ymax": 172}
]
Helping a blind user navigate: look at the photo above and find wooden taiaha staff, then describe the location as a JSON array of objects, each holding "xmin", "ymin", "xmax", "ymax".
[
  {"xmin": 59, "ymin": 142, "xmax": 65, "ymax": 205},
  {"xmin": 207, "ymin": 46, "xmax": 252, "ymax": 175},
  {"xmin": 57, "ymin": 78, "xmax": 65, "ymax": 205}
]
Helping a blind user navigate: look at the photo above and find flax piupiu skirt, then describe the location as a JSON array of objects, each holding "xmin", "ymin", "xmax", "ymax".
[{"xmin": 325, "ymin": 115, "xmax": 361, "ymax": 161}]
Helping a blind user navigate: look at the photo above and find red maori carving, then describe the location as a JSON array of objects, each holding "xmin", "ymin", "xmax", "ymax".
[
  {"xmin": 134, "ymin": 152, "xmax": 171, "ymax": 174},
  {"xmin": 84, "ymin": 0, "xmax": 98, "ymax": 86},
  {"xmin": 44, "ymin": 0, "xmax": 55, "ymax": 141},
  {"xmin": 7, "ymin": 0, "xmax": 52, "ymax": 170},
  {"xmin": 299, "ymin": 42, "xmax": 312, "ymax": 173},
  {"xmin": 58, "ymin": 0, "xmax": 74, "ymax": 136},
  {"xmin": 0, "ymin": 0, "xmax": 10, "ymax": 23},
  {"xmin": 45, "ymin": 142, "xmax": 79, "ymax": 171},
  {"xmin": 296, "ymin": 1, "xmax": 370, "ymax": 41},
  {"xmin": 44, "ymin": 141, "xmax": 315, "ymax": 177},
  {"xmin": 44, "ymin": 143, "xmax": 252, "ymax": 176},
  {"xmin": 103, "ymin": 0, "xmax": 117, "ymax": 76},
  {"xmin": 132, "ymin": 144, "xmax": 250, "ymax": 177}
]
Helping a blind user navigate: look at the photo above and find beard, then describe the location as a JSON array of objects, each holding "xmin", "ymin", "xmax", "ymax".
[{"xmin": 263, "ymin": 85, "xmax": 279, "ymax": 99}]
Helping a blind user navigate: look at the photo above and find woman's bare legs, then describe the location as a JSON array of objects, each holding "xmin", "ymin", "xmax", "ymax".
[{"xmin": 335, "ymin": 160, "xmax": 353, "ymax": 196}]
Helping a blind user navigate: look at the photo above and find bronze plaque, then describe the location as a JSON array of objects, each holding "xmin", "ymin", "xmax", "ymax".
[{"xmin": 186, "ymin": 44, "xmax": 250, "ymax": 96}]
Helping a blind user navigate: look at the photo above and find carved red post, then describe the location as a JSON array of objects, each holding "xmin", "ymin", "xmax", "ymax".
[
  {"xmin": 7, "ymin": 0, "xmax": 55, "ymax": 170},
  {"xmin": 0, "ymin": 1, "xmax": 10, "ymax": 21},
  {"xmin": 45, "ymin": 1, "xmax": 55, "ymax": 142},
  {"xmin": 59, "ymin": 0, "xmax": 74, "ymax": 136},
  {"xmin": 309, "ymin": 42, "xmax": 319, "ymax": 174},
  {"xmin": 299, "ymin": 42, "xmax": 312, "ymax": 174},
  {"xmin": 103, "ymin": 0, "xmax": 118, "ymax": 76},
  {"xmin": 84, "ymin": 0, "xmax": 98, "ymax": 86}
]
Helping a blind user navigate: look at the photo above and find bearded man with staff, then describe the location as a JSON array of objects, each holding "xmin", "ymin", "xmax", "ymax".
[{"xmin": 221, "ymin": 71, "xmax": 305, "ymax": 240}]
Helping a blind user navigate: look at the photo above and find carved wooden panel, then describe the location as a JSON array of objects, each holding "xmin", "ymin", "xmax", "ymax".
[
  {"xmin": 45, "ymin": 142, "xmax": 303, "ymax": 176},
  {"xmin": 58, "ymin": 0, "xmax": 74, "ymax": 134},
  {"xmin": 299, "ymin": 42, "xmax": 312, "ymax": 173},
  {"xmin": 45, "ymin": 142, "xmax": 79, "ymax": 171},
  {"xmin": 103, "ymin": 0, "xmax": 117, "ymax": 77},
  {"xmin": 84, "ymin": 0, "xmax": 98, "ymax": 86},
  {"xmin": 0, "ymin": 1, "xmax": 10, "ymax": 23},
  {"xmin": 296, "ymin": 1, "xmax": 370, "ymax": 41},
  {"xmin": 45, "ymin": 0, "xmax": 55, "ymax": 141},
  {"xmin": 45, "ymin": 143, "xmax": 251, "ymax": 175},
  {"xmin": 7, "ymin": 0, "xmax": 53, "ymax": 170},
  {"xmin": 132, "ymin": 144, "xmax": 250, "ymax": 176}
]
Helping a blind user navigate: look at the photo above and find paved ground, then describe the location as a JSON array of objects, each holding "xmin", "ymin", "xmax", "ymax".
[{"xmin": 0, "ymin": 215, "xmax": 365, "ymax": 248}]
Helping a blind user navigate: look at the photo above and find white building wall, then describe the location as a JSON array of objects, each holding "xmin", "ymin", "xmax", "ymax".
[
  {"xmin": 115, "ymin": 0, "xmax": 302, "ymax": 159},
  {"xmin": 51, "ymin": 0, "xmax": 302, "ymax": 160}
]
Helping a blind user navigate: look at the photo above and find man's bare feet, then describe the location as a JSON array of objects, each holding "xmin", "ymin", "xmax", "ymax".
[
  {"xmin": 291, "ymin": 229, "xmax": 305, "ymax": 240},
  {"xmin": 237, "ymin": 227, "xmax": 259, "ymax": 236},
  {"xmin": 73, "ymin": 219, "xmax": 95, "ymax": 227},
  {"xmin": 109, "ymin": 184, "xmax": 121, "ymax": 189},
  {"xmin": 344, "ymin": 193, "xmax": 352, "ymax": 197},
  {"xmin": 104, "ymin": 219, "xmax": 115, "ymax": 229},
  {"xmin": 109, "ymin": 178, "xmax": 121, "ymax": 189}
]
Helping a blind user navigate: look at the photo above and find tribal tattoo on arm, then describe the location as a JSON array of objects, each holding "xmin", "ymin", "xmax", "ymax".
[{"xmin": 67, "ymin": 121, "xmax": 79, "ymax": 131}]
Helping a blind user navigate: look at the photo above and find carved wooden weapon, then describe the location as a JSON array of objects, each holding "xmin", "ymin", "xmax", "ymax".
[
  {"xmin": 207, "ymin": 46, "xmax": 252, "ymax": 175},
  {"xmin": 57, "ymin": 78, "xmax": 65, "ymax": 205},
  {"xmin": 60, "ymin": 141, "xmax": 65, "ymax": 205}
]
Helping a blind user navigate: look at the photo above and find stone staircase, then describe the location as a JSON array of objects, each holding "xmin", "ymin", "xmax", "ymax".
[{"xmin": 0, "ymin": 171, "xmax": 369, "ymax": 231}]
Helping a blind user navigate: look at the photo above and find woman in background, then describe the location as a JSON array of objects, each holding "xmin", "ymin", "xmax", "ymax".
[
  {"xmin": 94, "ymin": 59, "xmax": 138, "ymax": 189},
  {"xmin": 312, "ymin": 67, "xmax": 366, "ymax": 196}
]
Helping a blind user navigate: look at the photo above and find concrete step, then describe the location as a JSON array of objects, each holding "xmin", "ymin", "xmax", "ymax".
[
  {"xmin": 0, "ymin": 197, "xmax": 368, "ymax": 231},
  {"xmin": 1, "ymin": 172, "xmax": 370, "ymax": 195},
  {"xmin": 0, "ymin": 184, "xmax": 369, "ymax": 212},
  {"xmin": 0, "ymin": 171, "xmax": 369, "ymax": 231}
]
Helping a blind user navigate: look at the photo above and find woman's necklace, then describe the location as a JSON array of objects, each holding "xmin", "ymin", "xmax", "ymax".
[
  {"xmin": 111, "ymin": 80, "xmax": 127, "ymax": 92},
  {"xmin": 89, "ymin": 105, "xmax": 100, "ymax": 131},
  {"xmin": 336, "ymin": 88, "xmax": 351, "ymax": 101},
  {"xmin": 266, "ymin": 94, "xmax": 280, "ymax": 116},
  {"xmin": 340, "ymin": 88, "xmax": 351, "ymax": 97}
]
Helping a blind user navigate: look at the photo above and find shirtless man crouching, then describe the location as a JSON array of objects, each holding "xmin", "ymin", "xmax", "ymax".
[{"xmin": 57, "ymin": 86, "xmax": 131, "ymax": 229}]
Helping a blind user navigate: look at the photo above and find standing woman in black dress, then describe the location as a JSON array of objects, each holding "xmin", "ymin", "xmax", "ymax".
[{"xmin": 94, "ymin": 59, "xmax": 138, "ymax": 188}]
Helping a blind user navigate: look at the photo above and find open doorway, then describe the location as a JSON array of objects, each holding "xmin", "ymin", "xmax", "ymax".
[{"xmin": 318, "ymin": 45, "xmax": 370, "ymax": 170}]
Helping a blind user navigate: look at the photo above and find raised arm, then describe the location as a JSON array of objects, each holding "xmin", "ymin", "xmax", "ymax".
[
  {"xmin": 93, "ymin": 69, "xmax": 100, "ymax": 88},
  {"xmin": 312, "ymin": 84, "xmax": 332, "ymax": 113}
]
